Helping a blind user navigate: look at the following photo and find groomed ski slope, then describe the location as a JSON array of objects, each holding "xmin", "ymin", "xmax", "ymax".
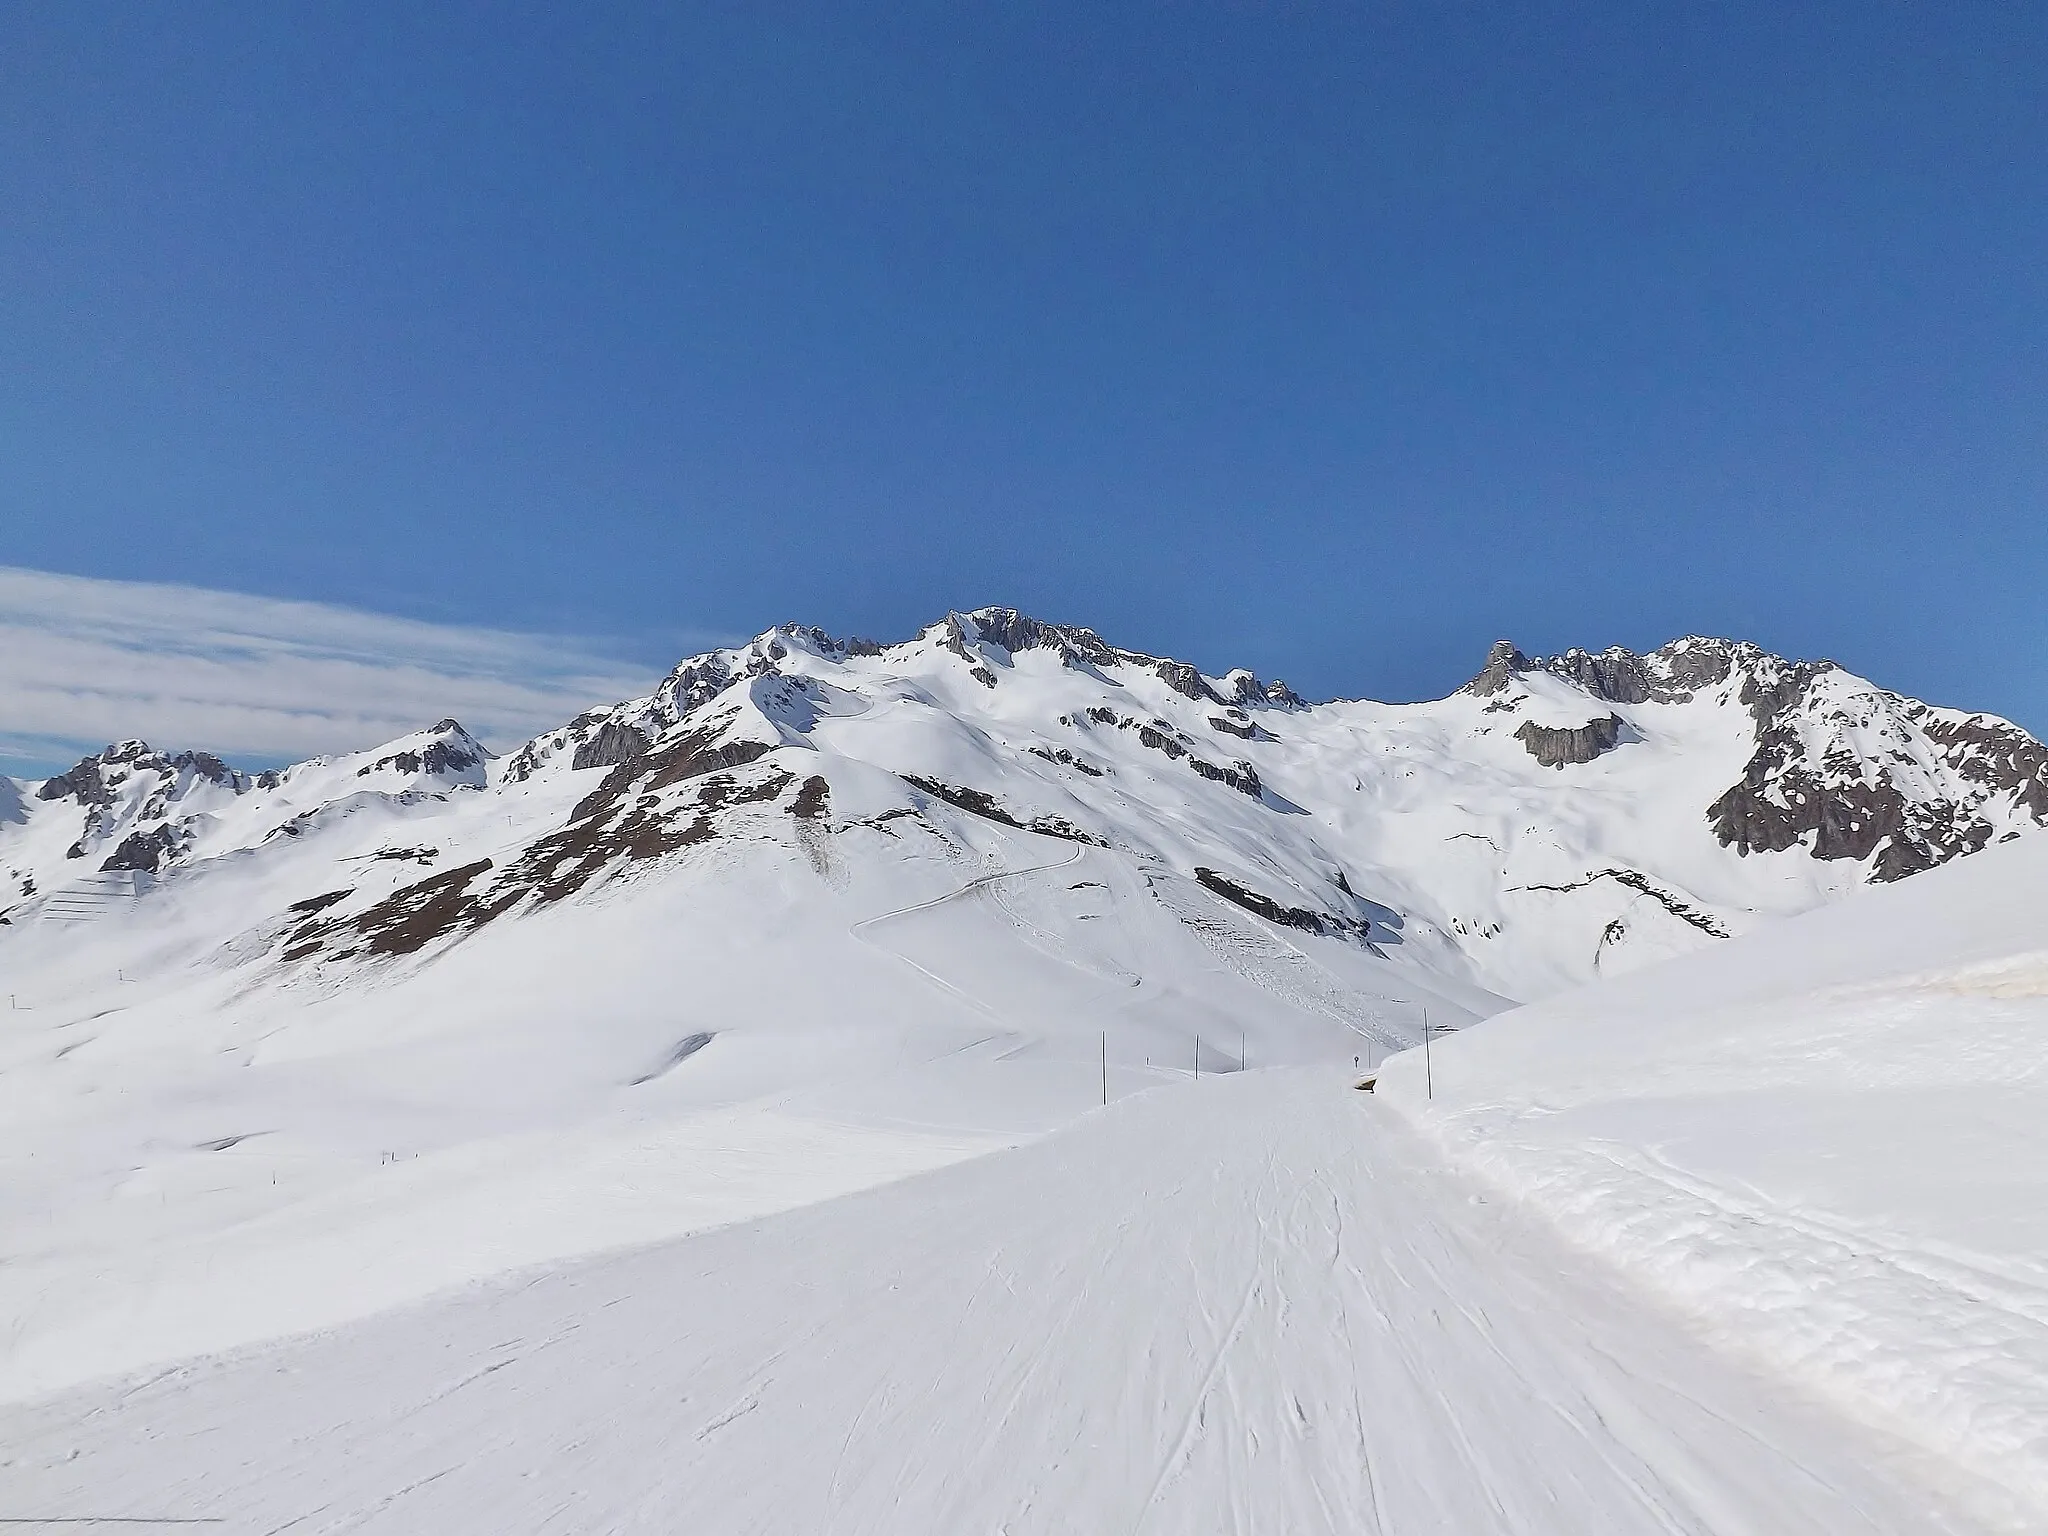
[{"xmin": 0, "ymin": 1072, "xmax": 1996, "ymax": 1535}]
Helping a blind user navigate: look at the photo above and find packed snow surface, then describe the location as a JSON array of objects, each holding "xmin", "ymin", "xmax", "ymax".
[
  {"xmin": 1380, "ymin": 827, "xmax": 2048, "ymax": 1522},
  {"xmin": 0, "ymin": 1073, "xmax": 2002, "ymax": 1534}
]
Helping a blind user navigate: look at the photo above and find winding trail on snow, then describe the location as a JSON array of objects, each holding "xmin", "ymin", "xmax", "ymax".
[
  {"xmin": 846, "ymin": 840, "xmax": 1090, "ymax": 1029},
  {"xmin": 0, "ymin": 1072, "xmax": 1998, "ymax": 1535}
]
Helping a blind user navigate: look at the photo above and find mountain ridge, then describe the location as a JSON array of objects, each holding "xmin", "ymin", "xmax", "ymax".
[{"xmin": 8, "ymin": 607, "xmax": 2046, "ymax": 1002}]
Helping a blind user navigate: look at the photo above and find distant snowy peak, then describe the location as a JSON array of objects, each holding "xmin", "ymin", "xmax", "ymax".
[
  {"xmin": 1461, "ymin": 635, "xmax": 2048, "ymax": 881},
  {"xmin": 931, "ymin": 606, "xmax": 1306, "ymax": 708},
  {"xmin": 502, "ymin": 608, "xmax": 1305, "ymax": 785},
  {"xmin": 32, "ymin": 740, "xmax": 277, "ymax": 871},
  {"xmin": 16, "ymin": 720, "xmax": 489, "ymax": 878}
]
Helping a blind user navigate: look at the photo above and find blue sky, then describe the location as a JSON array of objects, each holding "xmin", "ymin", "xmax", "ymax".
[{"xmin": 3, "ymin": 4, "xmax": 2045, "ymax": 770}]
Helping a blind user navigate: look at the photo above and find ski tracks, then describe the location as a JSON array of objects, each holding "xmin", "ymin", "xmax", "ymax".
[{"xmin": 0, "ymin": 1074, "xmax": 2004, "ymax": 1535}]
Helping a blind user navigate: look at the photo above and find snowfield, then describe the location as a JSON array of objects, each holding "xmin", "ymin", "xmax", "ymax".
[
  {"xmin": 0, "ymin": 1074, "xmax": 2009, "ymax": 1534},
  {"xmin": 1380, "ymin": 827, "xmax": 2048, "ymax": 1523},
  {"xmin": 5, "ymin": 609, "xmax": 2048, "ymax": 1530}
]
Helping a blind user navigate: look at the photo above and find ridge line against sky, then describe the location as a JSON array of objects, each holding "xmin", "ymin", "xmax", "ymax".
[{"xmin": 7, "ymin": 563, "xmax": 2046, "ymax": 781}]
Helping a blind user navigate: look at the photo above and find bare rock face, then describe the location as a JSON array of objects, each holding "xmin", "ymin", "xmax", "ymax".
[
  {"xmin": 1516, "ymin": 714, "xmax": 1624, "ymax": 768},
  {"xmin": 1702, "ymin": 657, "xmax": 2048, "ymax": 882},
  {"xmin": 1455, "ymin": 633, "xmax": 2048, "ymax": 882},
  {"xmin": 1464, "ymin": 638, "xmax": 1734, "ymax": 704},
  {"xmin": 354, "ymin": 722, "xmax": 488, "ymax": 782},
  {"xmin": 1149, "ymin": 659, "xmax": 1219, "ymax": 704},
  {"xmin": 100, "ymin": 823, "xmax": 185, "ymax": 873},
  {"xmin": 1463, "ymin": 641, "xmax": 1533, "ymax": 697},
  {"xmin": 570, "ymin": 720, "xmax": 651, "ymax": 772}
]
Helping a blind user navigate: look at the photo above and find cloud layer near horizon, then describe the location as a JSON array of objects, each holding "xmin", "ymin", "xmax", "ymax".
[{"xmin": 0, "ymin": 567, "xmax": 679, "ymax": 775}]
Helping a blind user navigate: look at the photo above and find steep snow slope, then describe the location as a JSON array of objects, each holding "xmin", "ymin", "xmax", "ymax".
[
  {"xmin": 0, "ymin": 1074, "xmax": 2008, "ymax": 1535},
  {"xmin": 1380, "ymin": 829, "xmax": 2048, "ymax": 1521}
]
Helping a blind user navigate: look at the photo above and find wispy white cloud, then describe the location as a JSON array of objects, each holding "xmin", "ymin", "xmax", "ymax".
[{"xmin": 0, "ymin": 566, "xmax": 694, "ymax": 775}]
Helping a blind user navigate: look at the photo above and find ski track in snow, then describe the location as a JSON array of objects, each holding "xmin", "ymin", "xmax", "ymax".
[
  {"xmin": 0, "ymin": 1074, "xmax": 1995, "ymax": 1535},
  {"xmin": 847, "ymin": 841, "xmax": 1092, "ymax": 1030}
]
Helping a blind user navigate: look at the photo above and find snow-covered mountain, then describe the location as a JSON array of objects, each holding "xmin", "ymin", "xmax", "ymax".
[
  {"xmin": 6, "ymin": 608, "xmax": 2044, "ymax": 1002},
  {"xmin": 5, "ymin": 604, "xmax": 2047, "ymax": 1422}
]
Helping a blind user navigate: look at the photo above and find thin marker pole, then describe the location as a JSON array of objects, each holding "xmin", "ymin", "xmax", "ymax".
[
  {"xmin": 1194, "ymin": 1034, "xmax": 1200, "ymax": 1081},
  {"xmin": 1423, "ymin": 1005, "xmax": 1432, "ymax": 1101}
]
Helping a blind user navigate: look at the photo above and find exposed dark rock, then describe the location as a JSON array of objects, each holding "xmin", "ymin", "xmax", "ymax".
[
  {"xmin": 1544, "ymin": 650, "xmax": 1654, "ymax": 704},
  {"xmin": 38, "ymin": 756, "xmax": 117, "ymax": 805},
  {"xmin": 1511, "ymin": 868, "xmax": 1729, "ymax": 937},
  {"xmin": 287, "ymin": 889, "xmax": 353, "ymax": 915},
  {"xmin": 790, "ymin": 776, "xmax": 831, "ymax": 820},
  {"xmin": 1700, "ymin": 660, "xmax": 2032, "ymax": 881},
  {"xmin": 356, "ymin": 731, "xmax": 484, "ymax": 779},
  {"xmin": 1153, "ymin": 660, "xmax": 1220, "ymax": 704},
  {"xmin": 1648, "ymin": 638, "xmax": 1738, "ymax": 697},
  {"xmin": 504, "ymin": 800, "xmax": 716, "ymax": 908},
  {"xmin": 1025, "ymin": 816, "xmax": 1105, "ymax": 845},
  {"xmin": 1515, "ymin": 714, "xmax": 1624, "ymax": 769},
  {"xmin": 1194, "ymin": 868, "xmax": 1363, "ymax": 939},
  {"xmin": 100, "ymin": 824, "xmax": 184, "ymax": 873},
  {"xmin": 902, "ymin": 776, "xmax": 1024, "ymax": 829},
  {"xmin": 1462, "ymin": 641, "xmax": 1532, "ymax": 697},
  {"xmin": 570, "ymin": 720, "xmax": 652, "ymax": 772},
  {"xmin": 301, "ymin": 858, "xmax": 514, "ymax": 958},
  {"xmin": 1910, "ymin": 709, "xmax": 2048, "ymax": 820},
  {"xmin": 1186, "ymin": 755, "xmax": 1264, "ymax": 798},
  {"xmin": 696, "ymin": 770, "xmax": 793, "ymax": 809},
  {"xmin": 957, "ymin": 608, "xmax": 1120, "ymax": 669},
  {"xmin": 969, "ymin": 665, "xmax": 999, "ymax": 688},
  {"xmin": 656, "ymin": 652, "xmax": 747, "ymax": 717},
  {"xmin": 1264, "ymin": 681, "xmax": 1307, "ymax": 710},
  {"xmin": 1464, "ymin": 637, "xmax": 1737, "ymax": 705},
  {"xmin": 571, "ymin": 727, "xmax": 775, "ymax": 823},
  {"xmin": 1027, "ymin": 746, "xmax": 1105, "ymax": 776},
  {"xmin": 1136, "ymin": 725, "xmax": 1188, "ymax": 760}
]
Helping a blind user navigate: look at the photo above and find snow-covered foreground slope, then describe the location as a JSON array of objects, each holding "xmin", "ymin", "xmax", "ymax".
[
  {"xmin": 1, "ymin": 1073, "xmax": 2008, "ymax": 1535},
  {"xmin": 1, "ymin": 816, "xmax": 1469, "ymax": 1402},
  {"xmin": 1379, "ymin": 829, "xmax": 2048, "ymax": 1521}
]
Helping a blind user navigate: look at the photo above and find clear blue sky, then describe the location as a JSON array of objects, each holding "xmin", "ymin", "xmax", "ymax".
[{"xmin": 4, "ymin": 4, "xmax": 2046, "ymax": 728}]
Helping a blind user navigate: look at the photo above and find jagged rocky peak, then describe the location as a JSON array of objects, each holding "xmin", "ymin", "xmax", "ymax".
[
  {"xmin": 1463, "ymin": 641, "xmax": 1534, "ymax": 697},
  {"xmin": 934, "ymin": 606, "xmax": 1306, "ymax": 709},
  {"xmin": 766, "ymin": 623, "xmax": 882, "ymax": 660},
  {"xmin": 1464, "ymin": 636, "xmax": 1753, "ymax": 705},
  {"xmin": 351, "ymin": 719, "xmax": 490, "ymax": 782},
  {"xmin": 37, "ymin": 740, "xmax": 260, "ymax": 806},
  {"xmin": 936, "ymin": 607, "xmax": 1119, "ymax": 671},
  {"xmin": 1706, "ymin": 662, "xmax": 2048, "ymax": 882}
]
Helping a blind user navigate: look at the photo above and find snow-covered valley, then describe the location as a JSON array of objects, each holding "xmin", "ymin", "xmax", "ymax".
[{"xmin": 4, "ymin": 607, "xmax": 2047, "ymax": 1530}]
